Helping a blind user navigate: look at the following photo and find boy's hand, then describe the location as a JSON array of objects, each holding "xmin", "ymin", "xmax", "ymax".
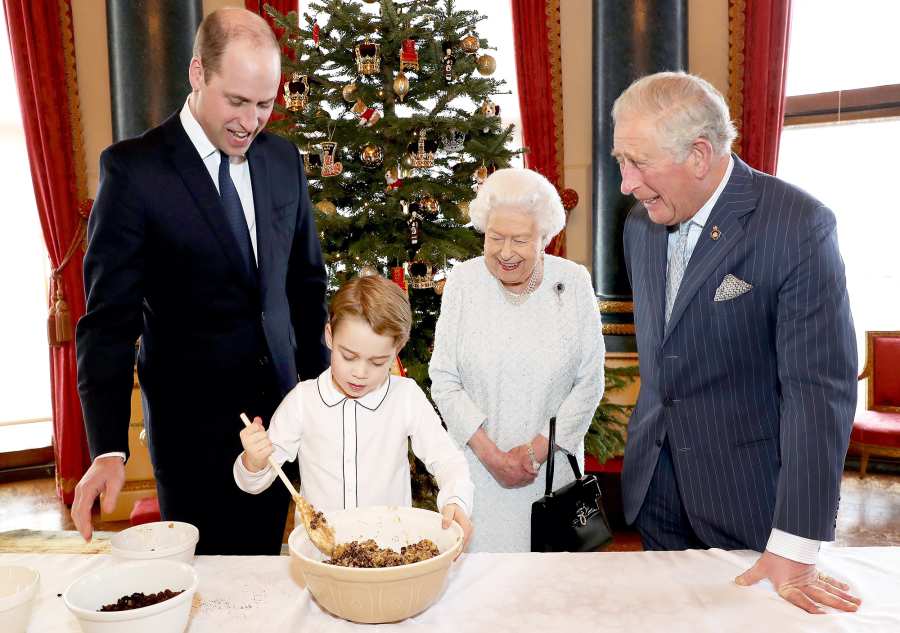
[
  {"xmin": 441, "ymin": 503, "xmax": 473, "ymax": 558},
  {"xmin": 239, "ymin": 416, "xmax": 273, "ymax": 473}
]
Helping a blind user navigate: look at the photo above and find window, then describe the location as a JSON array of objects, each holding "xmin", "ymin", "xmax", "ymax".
[
  {"xmin": 777, "ymin": 0, "xmax": 900, "ymax": 377},
  {"xmin": 0, "ymin": 2, "xmax": 52, "ymax": 428}
]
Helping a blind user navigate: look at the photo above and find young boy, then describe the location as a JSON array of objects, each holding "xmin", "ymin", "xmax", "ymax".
[{"xmin": 234, "ymin": 275, "xmax": 474, "ymax": 547}]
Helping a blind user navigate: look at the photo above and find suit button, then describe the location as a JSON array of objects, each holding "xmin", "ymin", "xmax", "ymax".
[
  {"xmin": 663, "ymin": 397, "xmax": 673, "ymax": 407},
  {"xmin": 259, "ymin": 356, "xmax": 270, "ymax": 367},
  {"xmin": 656, "ymin": 438, "xmax": 663, "ymax": 447}
]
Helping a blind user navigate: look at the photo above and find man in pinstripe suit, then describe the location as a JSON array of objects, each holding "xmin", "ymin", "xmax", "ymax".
[{"xmin": 612, "ymin": 72, "xmax": 861, "ymax": 613}]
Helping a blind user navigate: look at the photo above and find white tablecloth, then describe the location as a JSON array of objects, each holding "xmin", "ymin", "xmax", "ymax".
[{"xmin": 4, "ymin": 547, "xmax": 899, "ymax": 632}]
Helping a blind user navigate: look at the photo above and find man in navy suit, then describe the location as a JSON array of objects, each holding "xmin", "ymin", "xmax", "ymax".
[
  {"xmin": 71, "ymin": 8, "xmax": 329, "ymax": 554},
  {"xmin": 613, "ymin": 72, "xmax": 861, "ymax": 612}
]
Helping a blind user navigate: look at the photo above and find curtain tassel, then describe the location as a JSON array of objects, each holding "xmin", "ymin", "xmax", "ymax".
[{"xmin": 48, "ymin": 280, "xmax": 73, "ymax": 346}]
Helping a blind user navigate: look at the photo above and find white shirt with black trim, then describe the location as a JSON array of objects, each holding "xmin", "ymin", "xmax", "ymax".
[{"xmin": 233, "ymin": 368, "xmax": 475, "ymax": 516}]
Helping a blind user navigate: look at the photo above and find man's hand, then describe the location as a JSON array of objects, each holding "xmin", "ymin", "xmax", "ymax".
[
  {"xmin": 239, "ymin": 416, "xmax": 273, "ymax": 472},
  {"xmin": 71, "ymin": 455, "xmax": 126, "ymax": 542},
  {"xmin": 441, "ymin": 503, "xmax": 473, "ymax": 558},
  {"xmin": 735, "ymin": 550, "xmax": 861, "ymax": 614}
]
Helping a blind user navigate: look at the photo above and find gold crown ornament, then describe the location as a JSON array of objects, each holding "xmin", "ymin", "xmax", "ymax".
[
  {"xmin": 283, "ymin": 73, "xmax": 310, "ymax": 112},
  {"xmin": 355, "ymin": 39, "xmax": 381, "ymax": 75}
]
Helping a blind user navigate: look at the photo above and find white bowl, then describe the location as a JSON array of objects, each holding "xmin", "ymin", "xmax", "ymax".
[
  {"xmin": 63, "ymin": 559, "xmax": 198, "ymax": 633},
  {"xmin": 0, "ymin": 565, "xmax": 40, "ymax": 633},
  {"xmin": 111, "ymin": 521, "xmax": 199, "ymax": 564},
  {"xmin": 289, "ymin": 505, "xmax": 464, "ymax": 624}
]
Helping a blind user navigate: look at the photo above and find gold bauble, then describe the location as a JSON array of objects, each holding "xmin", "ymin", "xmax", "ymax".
[
  {"xmin": 315, "ymin": 199, "xmax": 337, "ymax": 215},
  {"xmin": 393, "ymin": 70, "xmax": 410, "ymax": 102},
  {"xmin": 476, "ymin": 54, "xmax": 496, "ymax": 76},
  {"xmin": 419, "ymin": 195, "xmax": 440, "ymax": 216},
  {"xmin": 434, "ymin": 278, "xmax": 446, "ymax": 295},
  {"xmin": 401, "ymin": 153, "xmax": 415, "ymax": 169},
  {"xmin": 360, "ymin": 144, "xmax": 384, "ymax": 167},
  {"xmin": 342, "ymin": 82, "xmax": 358, "ymax": 102},
  {"xmin": 461, "ymin": 34, "xmax": 479, "ymax": 54},
  {"xmin": 457, "ymin": 200, "xmax": 470, "ymax": 220},
  {"xmin": 314, "ymin": 108, "xmax": 331, "ymax": 119},
  {"xmin": 375, "ymin": 86, "xmax": 386, "ymax": 100}
]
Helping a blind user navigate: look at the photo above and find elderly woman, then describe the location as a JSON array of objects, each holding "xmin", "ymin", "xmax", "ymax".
[{"xmin": 429, "ymin": 168, "xmax": 605, "ymax": 552}]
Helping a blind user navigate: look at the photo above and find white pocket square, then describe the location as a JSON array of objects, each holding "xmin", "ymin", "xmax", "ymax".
[{"xmin": 714, "ymin": 274, "xmax": 753, "ymax": 302}]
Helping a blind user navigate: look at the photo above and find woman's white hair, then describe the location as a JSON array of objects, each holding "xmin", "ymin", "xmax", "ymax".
[
  {"xmin": 611, "ymin": 71, "xmax": 737, "ymax": 162},
  {"xmin": 468, "ymin": 168, "xmax": 566, "ymax": 246}
]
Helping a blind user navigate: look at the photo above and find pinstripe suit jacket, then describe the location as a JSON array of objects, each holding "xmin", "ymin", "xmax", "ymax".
[{"xmin": 622, "ymin": 155, "xmax": 857, "ymax": 550}]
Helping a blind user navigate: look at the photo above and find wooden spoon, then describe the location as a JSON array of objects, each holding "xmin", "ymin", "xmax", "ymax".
[{"xmin": 240, "ymin": 413, "xmax": 335, "ymax": 557}]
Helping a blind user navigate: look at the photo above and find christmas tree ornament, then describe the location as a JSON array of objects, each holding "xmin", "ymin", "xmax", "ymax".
[
  {"xmin": 314, "ymin": 199, "xmax": 337, "ymax": 215},
  {"xmin": 461, "ymin": 34, "xmax": 479, "ymax": 54},
  {"xmin": 385, "ymin": 165, "xmax": 404, "ymax": 191},
  {"xmin": 407, "ymin": 129, "xmax": 437, "ymax": 168},
  {"xmin": 476, "ymin": 53, "xmax": 496, "ymax": 76},
  {"xmin": 419, "ymin": 195, "xmax": 440, "ymax": 217},
  {"xmin": 355, "ymin": 39, "xmax": 381, "ymax": 75},
  {"xmin": 457, "ymin": 200, "xmax": 470, "ymax": 220},
  {"xmin": 401, "ymin": 153, "xmax": 415, "ymax": 169},
  {"xmin": 375, "ymin": 85, "xmax": 386, "ymax": 100},
  {"xmin": 433, "ymin": 278, "xmax": 446, "ymax": 295},
  {"xmin": 442, "ymin": 128, "xmax": 465, "ymax": 152},
  {"xmin": 393, "ymin": 70, "xmax": 410, "ymax": 102},
  {"xmin": 319, "ymin": 141, "xmax": 343, "ymax": 177},
  {"xmin": 390, "ymin": 266, "xmax": 407, "ymax": 292},
  {"xmin": 362, "ymin": 0, "xmax": 378, "ymax": 3},
  {"xmin": 399, "ymin": 38, "xmax": 419, "ymax": 72},
  {"xmin": 314, "ymin": 107, "xmax": 331, "ymax": 119},
  {"xmin": 302, "ymin": 150, "xmax": 322, "ymax": 176},
  {"xmin": 359, "ymin": 144, "xmax": 384, "ymax": 167},
  {"xmin": 358, "ymin": 265, "xmax": 378, "ymax": 277},
  {"xmin": 312, "ymin": 18, "xmax": 320, "ymax": 46},
  {"xmin": 342, "ymin": 81, "xmax": 359, "ymax": 103},
  {"xmin": 474, "ymin": 163, "xmax": 489, "ymax": 185},
  {"xmin": 352, "ymin": 98, "xmax": 381, "ymax": 126},
  {"xmin": 408, "ymin": 260, "xmax": 434, "ymax": 289},
  {"xmin": 478, "ymin": 98, "xmax": 500, "ymax": 132},
  {"xmin": 283, "ymin": 73, "xmax": 309, "ymax": 112},
  {"xmin": 442, "ymin": 47, "xmax": 456, "ymax": 82}
]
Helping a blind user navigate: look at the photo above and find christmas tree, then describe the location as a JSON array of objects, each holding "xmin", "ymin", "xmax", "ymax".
[{"xmin": 266, "ymin": 0, "xmax": 519, "ymax": 387}]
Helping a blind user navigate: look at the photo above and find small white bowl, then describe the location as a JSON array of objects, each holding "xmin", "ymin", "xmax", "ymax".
[
  {"xmin": 64, "ymin": 559, "xmax": 198, "ymax": 633},
  {"xmin": 0, "ymin": 565, "xmax": 40, "ymax": 633},
  {"xmin": 111, "ymin": 521, "xmax": 199, "ymax": 564}
]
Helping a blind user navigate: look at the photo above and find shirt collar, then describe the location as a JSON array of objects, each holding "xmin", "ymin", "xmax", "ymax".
[
  {"xmin": 687, "ymin": 155, "xmax": 734, "ymax": 229},
  {"xmin": 315, "ymin": 367, "xmax": 391, "ymax": 411},
  {"xmin": 179, "ymin": 97, "xmax": 218, "ymax": 162}
]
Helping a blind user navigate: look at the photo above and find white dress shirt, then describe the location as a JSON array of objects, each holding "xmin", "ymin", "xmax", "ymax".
[
  {"xmin": 179, "ymin": 97, "xmax": 258, "ymax": 262},
  {"xmin": 669, "ymin": 155, "xmax": 819, "ymax": 565},
  {"xmin": 233, "ymin": 369, "xmax": 475, "ymax": 516}
]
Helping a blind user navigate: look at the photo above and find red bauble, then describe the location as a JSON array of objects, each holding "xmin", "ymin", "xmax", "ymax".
[{"xmin": 559, "ymin": 188, "xmax": 579, "ymax": 211}]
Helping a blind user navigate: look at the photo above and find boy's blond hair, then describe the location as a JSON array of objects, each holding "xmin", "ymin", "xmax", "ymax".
[{"xmin": 329, "ymin": 275, "xmax": 412, "ymax": 349}]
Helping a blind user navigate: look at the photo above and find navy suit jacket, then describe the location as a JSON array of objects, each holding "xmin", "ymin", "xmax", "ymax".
[
  {"xmin": 76, "ymin": 112, "xmax": 329, "ymax": 477},
  {"xmin": 622, "ymin": 155, "xmax": 857, "ymax": 549}
]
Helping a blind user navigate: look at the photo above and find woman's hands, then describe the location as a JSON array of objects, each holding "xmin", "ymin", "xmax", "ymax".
[
  {"xmin": 239, "ymin": 416, "xmax": 273, "ymax": 472},
  {"xmin": 468, "ymin": 428, "xmax": 538, "ymax": 488}
]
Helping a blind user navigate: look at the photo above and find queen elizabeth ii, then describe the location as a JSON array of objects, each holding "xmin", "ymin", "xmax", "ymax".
[{"xmin": 429, "ymin": 168, "xmax": 605, "ymax": 552}]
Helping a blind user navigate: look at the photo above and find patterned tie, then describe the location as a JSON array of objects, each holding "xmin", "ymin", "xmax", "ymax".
[
  {"xmin": 218, "ymin": 151, "xmax": 254, "ymax": 275},
  {"xmin": 664, "ymin": 222, "xmax": 691, "ymax": 325}
]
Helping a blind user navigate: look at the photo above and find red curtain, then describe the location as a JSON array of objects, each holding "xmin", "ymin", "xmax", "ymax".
[
  {"xmin": 729, "ymin": 0, "xmax": 793, "ymax": 174},
  {"xmin": 3, "ymin": 0, "xmax": 91, "ymax": 502},
  {"xmin": 511, "ymin": 0, "xmax": 567, "ymax": 257}
]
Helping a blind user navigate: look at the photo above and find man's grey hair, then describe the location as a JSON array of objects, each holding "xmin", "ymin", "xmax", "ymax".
[
  {"xmin": 469, "ymin": 168, "xmax": 566, "ymax": 247},
  {"xmin": 611, "ymin": 71, "xmax": 737, "ymax": 161}
]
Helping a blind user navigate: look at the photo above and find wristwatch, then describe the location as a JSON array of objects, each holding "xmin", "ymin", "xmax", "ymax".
[{"xmin": 527, "ymin": 442, "xmax": 540, "ymax": 472}]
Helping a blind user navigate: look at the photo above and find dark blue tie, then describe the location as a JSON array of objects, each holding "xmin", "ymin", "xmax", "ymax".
[{"xmin": 218, "ymin": 151, "xmax": 254, "ymax": 275}]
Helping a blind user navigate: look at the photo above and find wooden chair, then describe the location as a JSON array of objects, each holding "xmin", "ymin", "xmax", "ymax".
[{"xmin": 850, "ymin": 331, "xmax": 900, "ymax": 476}]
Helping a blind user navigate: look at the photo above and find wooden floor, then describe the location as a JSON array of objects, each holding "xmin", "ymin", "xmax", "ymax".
[{"xmin": 1, "ymin": 468, "xmax": 897, "ymax": 550}]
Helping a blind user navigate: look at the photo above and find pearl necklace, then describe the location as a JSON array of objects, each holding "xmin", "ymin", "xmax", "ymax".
[{"xmin": 499, "ymin": 262, "xmax": 540, "ymax": 306}]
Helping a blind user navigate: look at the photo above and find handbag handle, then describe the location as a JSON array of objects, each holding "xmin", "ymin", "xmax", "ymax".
[{"xmin": 544, "ymin": 417, "xmax": 584, "ymax": 497}]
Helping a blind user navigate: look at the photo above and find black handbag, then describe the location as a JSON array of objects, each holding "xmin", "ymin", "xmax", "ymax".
[{"xmin": 531, "ymin": 417, "xmax": 612, "ymax": 552}]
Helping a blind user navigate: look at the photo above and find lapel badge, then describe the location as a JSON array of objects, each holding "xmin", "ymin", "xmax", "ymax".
[{"xmin": 710, "ymin": 225, "xmax": 721, "ymax": 241}]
